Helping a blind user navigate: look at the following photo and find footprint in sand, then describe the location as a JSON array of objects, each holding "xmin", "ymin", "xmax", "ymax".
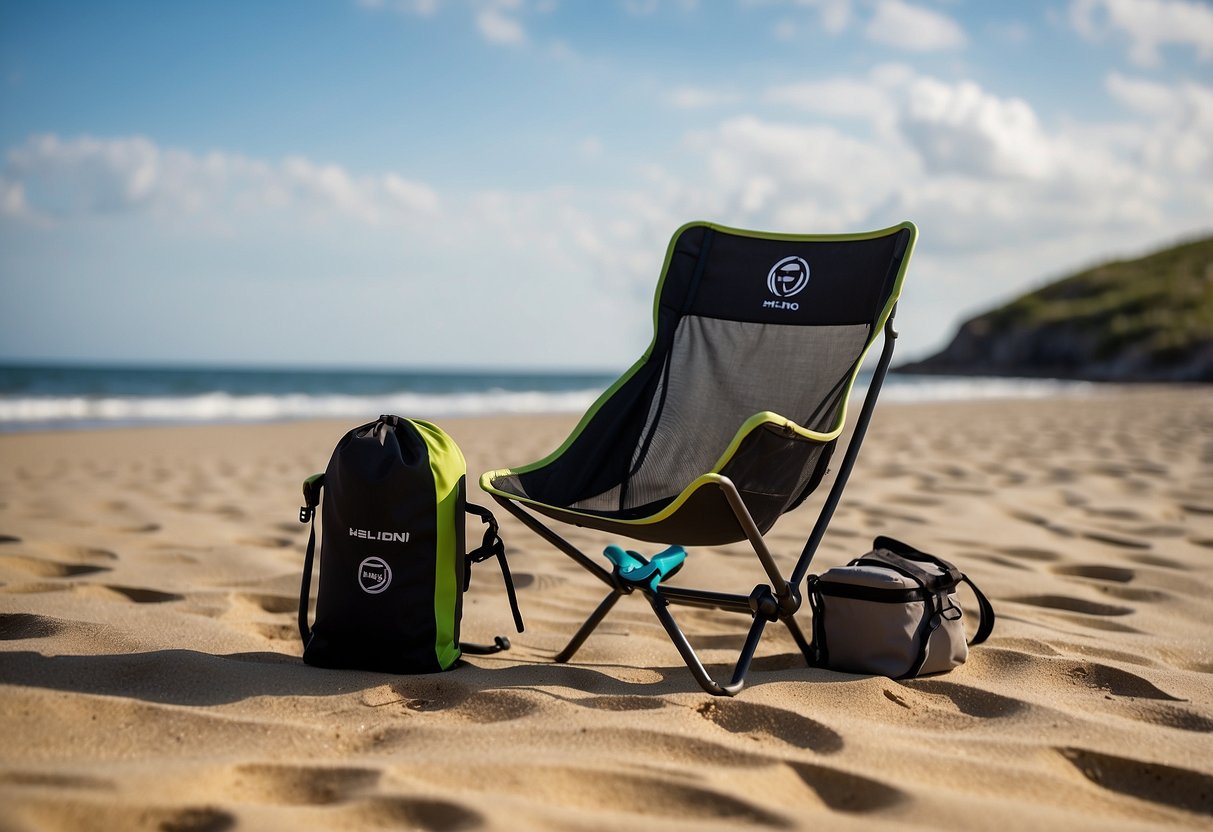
[
  {"xmin": 14, "ymin": 804, "xmax": 235, "ymax": 832},
  {"xmin": 1052, "ymin": 564, "xmax": 1135, "ymax": 583},
  {"xmin": 446, "ymin": 690, "xmax": 540, "ymax": 724},
  {"xmin": 229, "ymin": 763, "xmax": 381, "ymax": 806},
  {"xmin": 115, "ymin": 522, "xmax": 162, "ymax": 534},
  {"xmin": 1115, "ymin": 701, "xmax": 1213, "ymax": 734},
  {"xmin": 573, "ymin": 694, "xmax": 666, "ymax": 712},
  {"xmin": 1062, "ymin": 661, "xmax": 1183, "ymax": 701},
  {"xmin": 0, "ymin": 770, "xmax": 113, "ymax": 790},
  {"xmin": 1080, "ymin": 530, "xmax": 1152, "ymax": 550},
  {"xmin": 695, "ymin": 699, "xmax": 844, "ymax": 754},
  {"xmin": 787, "ymin": 761, "xmax": 906, "ymax": 814},
  {"xmin": 75, "ymin": 585, "xmax": 184, "ymax": 604},
  {"xmin": 899, "ymin": 679, "xmax": 1029, "ymax": 720},
  {"xmin": 0, "ymin": 554, "xmax": 111, "ymax": 579},
  {"xmin": 235, "ymin": 536, "xmax": 294, "ymax": 550},
  {"xmin": 998, "ymin": 546, "xmax": 1061, "ymax": 563},
  {"xmin": 1059, "ymin": 748, "xmax": 1213, "ymax": 816},
  {"xmin": 570, "ymin": 726, "xmax": 776, "ymax": 769},
  {"xmin": 1128, "ymin": 553, "xmax": 1189, "ymax": 569},
  {"xmin": 345, "ymin": 797, "xmax": 484, "ymax": 831},
  {"xmin": 1009, "ymin": 594, "xmax": 1133, "ymax": 617},
  {"xmin": 0, "ymin": 613, "xmax": 66, "ymax": 640},
  {"xmin": 238, "ymin": 593, "xmax": 297, "ymax": 614}
]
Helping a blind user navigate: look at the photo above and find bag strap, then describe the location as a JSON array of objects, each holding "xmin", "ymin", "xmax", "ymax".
[
  {"xmin": 465, "ymin": 502, "xmax": 525, "ymax": 635},
  {"xmin": 871, "ymin": 536, "xmax": 995, "ymax": 646},
  {"xmin": 871, "ymin": 535, "xmax": 964, "ymax": 584},
  {"xmin": 297, "ymin": 473, "xmax": 325, "ymax": 645},
  {"xmin": 856, "ymin": 548, "xmax": 947, "ymax": 591},
  {"xmin": 961, "ymin": 575, "xmax": 995, "ymax": 645}
]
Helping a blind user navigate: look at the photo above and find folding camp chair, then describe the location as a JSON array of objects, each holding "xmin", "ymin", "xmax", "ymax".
[{"xmin": 481, "ymin": 220, "xmax": 917, "ymax": 696}]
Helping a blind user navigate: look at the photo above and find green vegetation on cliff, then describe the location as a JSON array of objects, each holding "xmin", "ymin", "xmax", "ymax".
[{"xmin": 901, "ymin": 234, "xmax": 1213, "ymax": 381}]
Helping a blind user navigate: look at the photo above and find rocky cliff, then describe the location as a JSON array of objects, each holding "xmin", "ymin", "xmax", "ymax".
[{"xmin": 898, "ymin": 234, "xmax": 1213, "ymax": 382}]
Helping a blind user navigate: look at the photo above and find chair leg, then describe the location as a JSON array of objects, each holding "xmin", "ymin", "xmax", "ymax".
[
  {"xmin": 649, "ymin": 594, "xmax": 766, "ymax": 697},
  {"xmin": 555, "ymin": 589, "xmax": 624, "ymax": 663},
  {"xmin": 782, "ymin": 613, "xmax": 814, "ymax": 664}
]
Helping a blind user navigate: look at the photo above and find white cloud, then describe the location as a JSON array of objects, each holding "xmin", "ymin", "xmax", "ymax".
[
  {"xmin": 0, "ymin": 178, "xmax": 34, "ymax": 222},
  {"xmin": 622, "ymin": 0, "xmax": 700, "ymax": 14},
  {"xmin": 684, "ymin": 116, "xmax": 905, "ymax": 228},
  {"xmin": 865, "ymin": 0, "xmax": 966, "ymax": 51},
  {"xmin": 1070, "ymin": 0, "xmax": 1213, "ymax": 66},
  {"xmin": 476, "ymin": 2, "xmax": 527, "ymax": 45},
  {"xmin": 900, "ymin": 78, "xmax": 1057, "ymax": 179},
  {"xmin": 357, "ymin": 0, "xmax": 534, "ymax": 47},
  {"xmin": 669, "ymin": 86, "xmax": 740, "ymax": 109},
  {"xmin": 765, "ymin": 76, "xmax": 895, "ymax": 122},
  {"xmin": 1106, "ymin": 72, "xmax": 1213, "ymax": 174},
  {"xmin": 3, "ymin": 134, "xmax": 439, "ymax": 226},
  {"xmin": 356, "ymin": 0, "xmax": 442, "ymax": 15}
]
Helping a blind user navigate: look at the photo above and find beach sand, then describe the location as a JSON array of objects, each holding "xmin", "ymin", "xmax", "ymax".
[{"xmin": 1, "ymin": 387, "xmax": 1211, "ymax": 831}]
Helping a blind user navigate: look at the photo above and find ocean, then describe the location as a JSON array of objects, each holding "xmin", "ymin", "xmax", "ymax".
[{"xmin": 0, "ymin": 363, "xmax": 1092, "ymax": 433}]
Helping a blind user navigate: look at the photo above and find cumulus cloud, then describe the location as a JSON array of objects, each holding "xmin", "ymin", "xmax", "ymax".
[
  {"xmin": 1070, "ymin": 0, "xmax": 1213, "ymax": 66},
  {"xmin": 864, "ymin": 0, "xmax": 966, "ymax": 51},
  {"xmin": 1106, "ymin": 72, "xmax": 1213, "ymax": 175},
  {"xmin": 764, "ymin": 75, "xmax": 896, "ymax": 123},
  {"xmin": 2, "ymin": 134, "xmax": 439, "ymax": 225},
  {"xmin": 900, "ymin": 78, "xmax": 1056, "ymax": 179},
  {"xmin": 683, "ymin": 116, "xmax": 906, "ymax": 228}
]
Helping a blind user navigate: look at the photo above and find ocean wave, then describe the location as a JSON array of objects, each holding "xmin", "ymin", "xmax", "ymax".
[
  {"xmin": 0, "ymin": 375, "xmax": 1095, "ymax": 431},
  {"xmin": 0, "ymin": 388, "xmax": 605, "ymax": 430},
  {"xmin": 879, "ymin": 376, "xmax": 1093, "ymax": 403}
]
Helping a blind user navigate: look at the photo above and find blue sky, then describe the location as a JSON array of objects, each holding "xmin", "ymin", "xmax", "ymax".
[{"xmin": 1, "ymin": 0, "xmax": 1211, "ymax": 370}]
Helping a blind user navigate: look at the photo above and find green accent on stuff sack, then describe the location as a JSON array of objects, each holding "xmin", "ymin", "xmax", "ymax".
[{"xmin": 411, "ymin": 418, "xmax": 468, "ymax": 670}]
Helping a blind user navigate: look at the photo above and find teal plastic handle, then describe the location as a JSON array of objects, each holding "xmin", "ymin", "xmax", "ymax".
[{"xmin": 604, "ymin": 544, "xmax": 687, "ymax": 591}]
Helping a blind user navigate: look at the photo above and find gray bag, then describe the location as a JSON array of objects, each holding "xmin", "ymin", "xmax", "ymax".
[{"xmin": 806, "ymin": 536, "xmax": 994, "ymax": 678}]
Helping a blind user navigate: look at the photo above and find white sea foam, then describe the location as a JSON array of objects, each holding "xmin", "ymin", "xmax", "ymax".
[
  {"xmin": 0, "ymin": 388, "xmax": 605, "ymax": 429},
  {"xmin": 0, "ymin": 375, "xmax": 1096, "ymax": 431},
  {"xmin": 877, "ymin": 376, "xmax": 1094, "ymax": 403}
]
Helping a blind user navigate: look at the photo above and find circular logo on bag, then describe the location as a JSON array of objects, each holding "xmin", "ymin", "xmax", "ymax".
[
  {"xmin": 767, "ymin": 256, "xmax": 810, "ymax": 298},
  {"xmin": 358, "ymin": 556, "xmax": 392, "ymax": 594}
]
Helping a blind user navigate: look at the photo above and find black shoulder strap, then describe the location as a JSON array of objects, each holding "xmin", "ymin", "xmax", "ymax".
[
  {"xmin": 297, "ymin": 473, "xmax": 325, "ymax": 645},
  {"xmin": 465, "ymin": 502, "xmax": 525, "ymax": 635},
  {"xmin": 961, "ymin": 575, "xmax": 995, "ymax": 645},
  {"xmin": 857, "ymin": 548, "xmax": 945, "ymax": 590},
  {"xmin": 870, "ymin": 536, "xmax": 995, "ymax": 646},
  {"xmin": 872, "ymin": 535, "xmax": 963, "ymax": 584}
]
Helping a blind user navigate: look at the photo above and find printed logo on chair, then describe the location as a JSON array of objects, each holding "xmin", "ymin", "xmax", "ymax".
[{"xmin": 763, "ymin": 256, "xmax": 810, "ymax": 310}]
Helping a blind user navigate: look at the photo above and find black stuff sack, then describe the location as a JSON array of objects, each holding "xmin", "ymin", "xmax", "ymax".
[
  {"xmin": 806, "ymin": 536, "xmax": 994, "ymax": 678},
  {"xmin": 297, "ymin": 415, "xmax": 524, "ymax": 673}
]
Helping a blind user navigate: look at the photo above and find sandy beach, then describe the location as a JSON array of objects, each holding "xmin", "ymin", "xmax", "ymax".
[{"xmin": 1, "ymin": 387, "xmax": 1211, "ymax": 831}]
